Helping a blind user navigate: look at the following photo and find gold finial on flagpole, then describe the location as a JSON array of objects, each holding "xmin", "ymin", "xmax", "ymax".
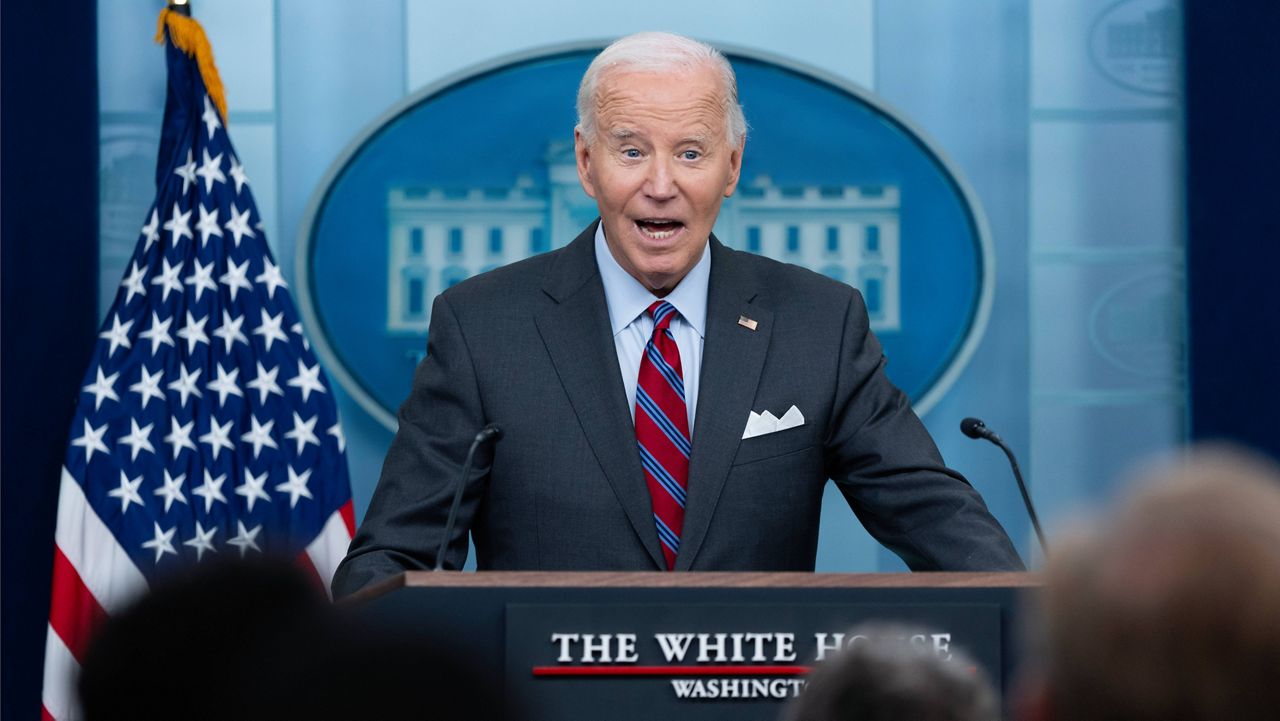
[{"xmin": 155, "ymin": 3, "xmax": 227, "ymax": 122}]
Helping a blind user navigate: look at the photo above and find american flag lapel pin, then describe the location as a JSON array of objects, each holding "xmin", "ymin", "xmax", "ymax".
[{"xmin": 737, "ymin": 315, "xmax": 758, "ymax": 331}]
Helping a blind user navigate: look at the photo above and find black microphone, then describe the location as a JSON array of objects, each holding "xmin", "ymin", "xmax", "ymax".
[
  {"xmin": 960, "ymin": 417, "xmax": 1048, "ymax": 555},
  {"xmin": 434, "ymin": 424, "xmax": 503, "ymax": 571}
]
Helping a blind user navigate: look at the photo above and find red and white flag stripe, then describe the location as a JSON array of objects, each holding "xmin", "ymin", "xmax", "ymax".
[
  {"xmin": 302, "ymin": 501, "xmax": 356, "ymax": 598},
  {"xmin": 42, "ymin": 468, "xmax": 148, "ymax": 720},
  {"xmin": 41, "ymin": 469, "xmax": 354, "ymax": 718}
]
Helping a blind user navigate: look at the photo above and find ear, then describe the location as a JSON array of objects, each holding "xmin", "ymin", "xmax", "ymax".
[
  {"xmin": 574, "ymin": 127, "xmax": 598, "ymax": 200},
  {"xmin": 723, "ymin": 136, "xmax": 745, "ymax": 198}
]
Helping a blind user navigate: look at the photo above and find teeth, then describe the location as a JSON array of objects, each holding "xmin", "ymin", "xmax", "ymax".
[
  {"xmin": 637, "ymin": 220, "xmax": 681, "ymax": 240},
  {"xmin": 639, "ymin": 225, "xmax": 678, "ymax": 240}
]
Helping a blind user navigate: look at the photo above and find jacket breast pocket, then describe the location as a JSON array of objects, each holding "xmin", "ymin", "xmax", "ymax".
[{"xmin": 731, "ymin": 427, "xmax": 817, "ymax": 467}]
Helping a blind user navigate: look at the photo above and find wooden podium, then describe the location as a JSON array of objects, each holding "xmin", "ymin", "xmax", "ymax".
[{"xmin": 349, "ymin": 572, "xmax": 1037, "ymax": 721}]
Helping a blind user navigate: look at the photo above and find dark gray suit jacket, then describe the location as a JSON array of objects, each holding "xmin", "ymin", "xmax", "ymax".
[{"xmin": 332, "ymin": 223, "xmax": 1022, "ymax": 596}]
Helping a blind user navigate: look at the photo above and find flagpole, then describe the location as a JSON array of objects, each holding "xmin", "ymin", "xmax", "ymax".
[{"xmin": 41, "ymin": 5, "xmax": 354, "ymax": 718}]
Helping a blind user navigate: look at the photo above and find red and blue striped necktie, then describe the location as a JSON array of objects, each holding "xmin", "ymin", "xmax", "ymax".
[{"xmin": 635, "ymin": 300, "xmax": 691, "ymax": 570}]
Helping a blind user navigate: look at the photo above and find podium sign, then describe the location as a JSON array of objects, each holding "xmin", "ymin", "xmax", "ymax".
[
  {"xmin": 349, "ymin": 572, "xmax": 1035, "ymax": 721},
  {"xmin": 507, "ymin": 602, "xmax": 1000, "ymax": 720}
]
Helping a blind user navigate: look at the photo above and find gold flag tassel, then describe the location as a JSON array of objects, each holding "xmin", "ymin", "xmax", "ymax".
[{"xmin": 154, "ymin": 6, "xmax": 228, "ymax": 122}]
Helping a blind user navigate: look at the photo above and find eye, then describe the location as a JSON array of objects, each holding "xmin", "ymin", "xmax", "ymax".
[
  {"xmin": 681, "ymin": 150, "xmax": 701, "ymax": 161},
  {"xmin": 623, "ymin": 148, "xmax": 642, "ymax": 159}
]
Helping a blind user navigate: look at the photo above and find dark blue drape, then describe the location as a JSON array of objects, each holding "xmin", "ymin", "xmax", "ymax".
[
  {"xmin": 1185, "ymin": 1, "xmax": 1280, "ymax": 461},
  {"xmin": 1, "ymin": 2, "xmax": 100, "ymax": 718}
]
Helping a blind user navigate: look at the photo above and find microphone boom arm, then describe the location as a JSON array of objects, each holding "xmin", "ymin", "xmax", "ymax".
[
  {"xmin": 434, "ymin": 424, "xmax": 502, "ymax": 571},
  {"xmin": 961, "ymin": 417, "xmax": 1048, "ymax": 556}
]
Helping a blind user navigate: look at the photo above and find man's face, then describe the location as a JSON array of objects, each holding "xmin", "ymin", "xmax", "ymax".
[{"xmin": 575, "ymin": 64, "xmax": 744, "ymax": 294}]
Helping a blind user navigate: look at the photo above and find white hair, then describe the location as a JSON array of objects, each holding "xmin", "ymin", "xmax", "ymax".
[{"xmin": 575, "ymin": 32, "xmax": 747, "ymax": 146}]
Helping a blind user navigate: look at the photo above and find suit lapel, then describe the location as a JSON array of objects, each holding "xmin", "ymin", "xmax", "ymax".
[
  {"xmin": 676, "ymin": 239, "xmax": 772, "ymax": 570},
  {"xmin": 534, "ymin": 224, "xmax": 665, "ymax": 569}
]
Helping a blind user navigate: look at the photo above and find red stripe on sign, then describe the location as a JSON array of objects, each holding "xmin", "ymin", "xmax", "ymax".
[
  {"xmin": 47, "ymin": 545, "xmax": 108, "ymax": 663},
  {"xmin": 41, "ymin": 704, "xmax": 56, "ymax": 721},
  {"xmin": 339, "ymin": 500, "xmax": 356, "ymax": 536},
  {"xmin": 532, "ymin": 665, "xmax": 812, "ymax": 677}
]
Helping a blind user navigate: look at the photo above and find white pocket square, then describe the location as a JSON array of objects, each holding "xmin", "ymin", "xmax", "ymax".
[{"xmin": 742, "ymin": 405, "xmax": 805, "ymax": 439}]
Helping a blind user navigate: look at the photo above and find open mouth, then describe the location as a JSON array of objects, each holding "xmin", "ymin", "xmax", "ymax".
[{"xmin": 635, "ymin": 218, "xmax": 685, "ymax": 239}]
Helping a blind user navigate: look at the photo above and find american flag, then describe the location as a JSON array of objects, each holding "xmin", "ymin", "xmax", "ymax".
[{"xmin": 41, "ymin": 13, "xmax": 354, "ymax": 720}]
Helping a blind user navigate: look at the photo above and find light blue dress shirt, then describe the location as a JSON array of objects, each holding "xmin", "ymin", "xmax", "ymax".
[{"xmin": 594, "ymin": 223, "xmax": 709, "ymax": 434}]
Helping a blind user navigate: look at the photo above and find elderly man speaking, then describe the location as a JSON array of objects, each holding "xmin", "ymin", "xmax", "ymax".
[{"xmin": 332, "ymin": 32, "xmax": 1021, "ymax": 595}]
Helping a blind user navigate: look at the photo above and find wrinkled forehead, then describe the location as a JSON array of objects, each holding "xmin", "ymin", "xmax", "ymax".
[{"xmin": 592, "ymin": 65, "xmax": 730, "ymax": 137}]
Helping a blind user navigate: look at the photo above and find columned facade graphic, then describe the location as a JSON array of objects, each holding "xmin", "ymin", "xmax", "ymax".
[{"xmin": 387, "ymin": 148, "xmax": 900, "ymax": 334}]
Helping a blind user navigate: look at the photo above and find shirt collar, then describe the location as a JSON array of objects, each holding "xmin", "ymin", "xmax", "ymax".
[{"xmin": 594, "ymin": 222, "xmax": 710, "ymax": 338}]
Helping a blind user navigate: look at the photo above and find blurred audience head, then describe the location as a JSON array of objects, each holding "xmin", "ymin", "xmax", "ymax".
[
  {"xmin": 1019, "ymin": 447, "xmax": 1280, "ymax": 721},
  {"xmin": 79, "ymin": 558, "xmax": 501, "ymax": 721},
  {"xmin": 785, "ymin": 622, "xmax": 999, "ymax": 721}
]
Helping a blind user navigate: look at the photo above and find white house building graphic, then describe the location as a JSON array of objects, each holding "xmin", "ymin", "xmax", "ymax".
[{"xmin": 386, "ymin": 144, "xmax": 900, "ymax": 335}]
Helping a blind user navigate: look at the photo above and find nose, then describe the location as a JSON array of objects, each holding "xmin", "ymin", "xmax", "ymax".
[{"xmin": 643, "ymin": 156, "xmax": 678, "ymax": 201}]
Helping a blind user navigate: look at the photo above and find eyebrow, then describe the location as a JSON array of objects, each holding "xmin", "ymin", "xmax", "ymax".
[
  {"xmin": 604, "ymin": 128, "xmax": 716, "ymax": 149},
  {"xmin": 608, "ymin": 129, "xmax": 712, "ymax": 146}
]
